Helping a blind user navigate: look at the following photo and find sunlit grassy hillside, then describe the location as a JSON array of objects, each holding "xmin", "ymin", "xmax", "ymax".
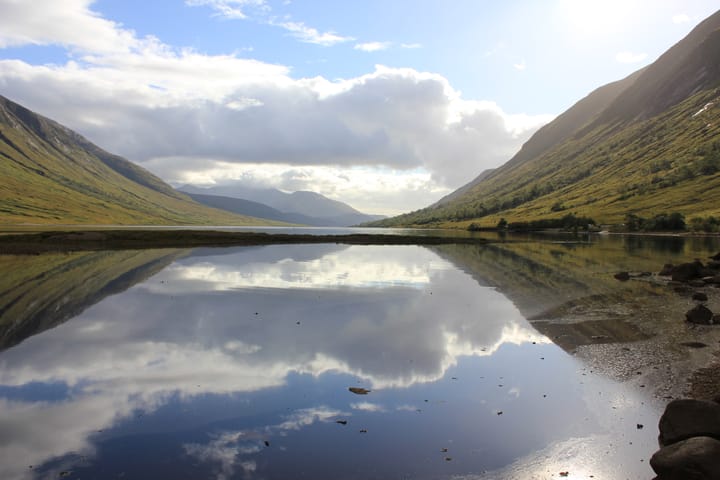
[
  {"xmin": 373, "ymin": 10, "xmax": 720, "ymax": 228},
  {"xmin": 0, "ymin": 95, "xmax": 284, "ymax": 225}
]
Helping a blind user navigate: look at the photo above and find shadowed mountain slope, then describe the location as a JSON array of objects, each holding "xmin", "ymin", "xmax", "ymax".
[{"xmin": 0, "ymin": 95, "xmax": 282, "ymax": 225}]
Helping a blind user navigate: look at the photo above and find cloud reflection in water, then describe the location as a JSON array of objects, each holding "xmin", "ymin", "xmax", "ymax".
[{"xmin": 0, "ymin": 244, "xmax": 550, "ymax": 479}]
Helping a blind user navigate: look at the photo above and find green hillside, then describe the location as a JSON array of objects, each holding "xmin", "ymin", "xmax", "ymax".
[
  {"xmin": 373, "ymin": 10, "xmax": 720, "ymax": 228},
  {"xmin": 0, "ymin": 95, "xmax": 284, "ymax": 225},
  {"xmin": 0, "ymin": 249, "xmax": 186, "ymax": 350}
]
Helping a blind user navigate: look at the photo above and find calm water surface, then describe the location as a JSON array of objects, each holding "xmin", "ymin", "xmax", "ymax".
[{"xmin": 1, "ymin": 236, "xmax": 719, "ymax": 480}]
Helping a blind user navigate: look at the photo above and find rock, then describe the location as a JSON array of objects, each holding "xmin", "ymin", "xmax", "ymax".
[
  {"xmin": 614, "ymin": 271, "xmax": 630, "ymax": 281},
  {"xmin": 658, "ymin": 399, "xmax": 720, "ymax": 446},
  {"xmin": 707, "ymin": 260, "xmax": 720, "ymax": 270},
  {"xmin": 348, "ymin": 387, "xmax": 371, "ymax": 395},
  {"xmin": 710, "ymin": 252, "xmax": 720, "ymax": 261},
  {"xmin": 693, "ymin": 292, "xmax": 709, "ymax": 302},
  {"xmin": 704, "ymin": 275, "xmax": 720, "ymax": 285},
  {"xmin": 689, "ymin": 280, "xmax": 708, "ymax": 288},
  {"xmin": 715, "ymin": 314, "xmax": 720, "ymax": 324},
  {"xmin": 686, "ymin": 305, "xmax": 714, "ymax": 325},
  {"xmin": 650, "ymin": 436, "xmax": 720, "ymax": 480},
  {"xmin": 659, "ymin": 264, "xmax": 675, "ymax": 276},
  {"xmin": 672, "ymin": 261, "xmax": 704, "ymax": 282}
]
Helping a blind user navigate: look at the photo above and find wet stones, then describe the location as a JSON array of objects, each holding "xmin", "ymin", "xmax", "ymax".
[
  {"xmin": 650, "ymin": 436, "xmax": 720, "ymax": 480},
  {"xmin": 651, "ymin": 399, "xmax": 720, "ymax": 479},
  {"xmin": 670, "ymin": 261, "xmax": 704, "ymax": 282},
  {"xmin": 685, "ymin": 305, "xmax": 714, "ymax": 325},
  {"xmin": 658, "ymin": 399, "xmax": 720, "ymax": 446},
  {"xmin": 692, "ymin": 292, "xmax": 709, "ymax": 302},
  {"xmin": 614, "ymin": 271, "xmax": 630, "ymax": 281}
]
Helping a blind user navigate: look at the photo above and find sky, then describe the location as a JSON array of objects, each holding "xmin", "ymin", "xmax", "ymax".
[{"xmin": 0, "ymin": 1, "xmax": 717, "ymax": 215}]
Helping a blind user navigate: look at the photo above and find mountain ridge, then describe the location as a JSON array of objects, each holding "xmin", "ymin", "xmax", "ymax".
[
  {"xmin": 371, "ymin": 9, "xmax": 720, "ymax": 228},
  {"xmin": 180, "ymin": 184, "xmax": 385, "ymax": 226},
  {"xmin": 0, "ymin": 95, "xmax": 283, "ymax": 225}
]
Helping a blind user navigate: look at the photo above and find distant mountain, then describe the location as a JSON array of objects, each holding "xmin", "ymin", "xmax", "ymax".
[
  {"xmin": 180, "ymin": 185, "xmax": 385, "ymax": 226},
  {"xmin": 372, "ymin": 9, "xmax": 720, "ymax": 228},
  {"xmin": 0, "ymin": 95, "xmax": 283, "ymax": 225}
]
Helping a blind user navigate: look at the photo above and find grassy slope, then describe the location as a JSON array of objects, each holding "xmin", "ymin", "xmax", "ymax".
[
  {"xmin": 0, "ymin": 96, "xmax": 285, "ymax": 225},
  {"xmin": 0, "ymin": 249, "xmax": 186, "ymax": 350},
  {"xmin": 373, "ymin": 12, "xmax": 720, "ymax": 229}
]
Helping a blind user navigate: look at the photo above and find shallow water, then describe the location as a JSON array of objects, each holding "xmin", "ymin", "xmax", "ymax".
[{"xmin": 1, "ymin": 237, "xmax": 719, "ymax": 480}]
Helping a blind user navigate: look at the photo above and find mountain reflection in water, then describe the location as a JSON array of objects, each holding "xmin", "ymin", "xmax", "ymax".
[{"xmin": 0, "ymin": 242, "xmax": 672, "ymax": 479}]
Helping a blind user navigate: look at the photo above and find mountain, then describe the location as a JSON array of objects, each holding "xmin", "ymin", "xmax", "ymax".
[
  {"xmin": 180, "ymin": 185, "xmax": 385, "ymax": 226},
  {"xmin": 0, "ymin": 249, "xmax": 185, "ymax": 350},
  {"xmin": 0, "ymin": 95, "xmax": 283, "ymax": 225},
  {"xmin": 372, "ymin": 10, "xmax": 720, "ymax": 228}
]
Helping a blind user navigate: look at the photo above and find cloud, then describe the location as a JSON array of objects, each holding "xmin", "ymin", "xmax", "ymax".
[
  {"xmin": 185, "ymin": 0, "xmax": 268, "ymax": 19},
  {"xmin": 354, "ymin": 41, "xmax": 391, "ymax": 52},
  {"xmin": 0, "ymin": 0, "xmax": 551, "ymax": 214},
  {"xmin": 615, "ymin": 50, "xmax": 648, "ymax": 63},
  {"xmin": 270, "ymin": 19, "xmax": 354, "ymax": 46},
  {"xmin": 401, "ymin": 43, "xmax": 422, "ymax": 49},
  {"xmin": 672, "ymin": 13, "xmax": 690, "ymax": 24},
  {"xmin": 0, "ymin": 245, "xmax": 547, "ymax": 478},
  {"xmin": 513, "ymin": 59, "xmax": 526, "ymax": 71},
  {"xmin": 0, "ymin": 0, "xmax": 137, "ymax": 53}
]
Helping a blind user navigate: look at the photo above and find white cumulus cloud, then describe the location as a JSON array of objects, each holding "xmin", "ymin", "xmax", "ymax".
[{"xmin": 0, "ymin": 0, "xmax": 551, "ymax": 214}]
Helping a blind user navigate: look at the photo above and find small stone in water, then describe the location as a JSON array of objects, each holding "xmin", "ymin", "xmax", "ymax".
[{"xmin": 348, "ymin": 387, "xmax": 371, "ymax": 395}]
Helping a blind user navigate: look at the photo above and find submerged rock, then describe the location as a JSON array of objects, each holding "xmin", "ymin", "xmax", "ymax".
[
  {"xmin": 686, "ymin": 305, "xmax": 714, "ymax": 325},
  {"xmin": 658, "ymin": 399, "xmax": 720, "ymax": 446},
  {"xmin": 650, "ymin": 436, "xmax": 720, "ymax": 480}
]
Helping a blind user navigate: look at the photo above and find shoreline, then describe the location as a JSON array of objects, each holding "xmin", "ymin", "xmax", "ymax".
[{"xmin": 0, "ymin": 229, "xmax": 494, "ymax": 254}]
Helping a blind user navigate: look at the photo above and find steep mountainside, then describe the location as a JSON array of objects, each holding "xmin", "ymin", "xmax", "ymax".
[
  {"xmin": 0, "ymin": 96, "xmax": 281, "ymax": 225},
  {"xmin": 373, "ymin": 10, "xmax": 720, "ymax": 228},
  {"xmin": 181, "ymin": 185, "xmax": 385, "ymax": 225}
]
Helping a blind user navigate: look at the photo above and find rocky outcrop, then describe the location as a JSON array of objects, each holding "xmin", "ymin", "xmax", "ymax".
[
  {"xmin": 652, "ymin": 399, "xmax": 720, "ymax": 479},
  {"xmin": 658, "ymin": 399, "xmax": 720, "ymax": 446},
  {"xmin": 651, "ymin": 436, "xmax": 720, "ymax": 480},
  {"xmin": 669, "ymin": 261, "xmax": 705, "ymax": 282}
]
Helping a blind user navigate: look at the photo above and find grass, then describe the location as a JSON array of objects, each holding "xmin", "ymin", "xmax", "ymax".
[
  {"xmin": 0, "ymin": 98, "xmax": 289, "ymax": 226},
  {"xmin": 373, "ymin": 88, "xmax": 720, "ymax": 229}
]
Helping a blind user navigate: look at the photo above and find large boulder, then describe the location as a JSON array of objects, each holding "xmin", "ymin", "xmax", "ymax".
[
  {"xmin": 650, "ymin": 436, "xmax": 720, "ymax": 480},
  {"xmin": 672, "ymin": 261, "xmax": 704, "ymax": 282},
  {"xmin": 686, "ymin": 305, "xmax": 714, "ymax": 325},
  {"xmin": 658, "ymin": 399, "xmax": 720, "ymax": 446}
]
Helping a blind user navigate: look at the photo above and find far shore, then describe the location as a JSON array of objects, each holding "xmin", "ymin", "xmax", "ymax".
[{"xmin": 0, "ymin": 229, "xmax": 494, "ymax": 254}]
